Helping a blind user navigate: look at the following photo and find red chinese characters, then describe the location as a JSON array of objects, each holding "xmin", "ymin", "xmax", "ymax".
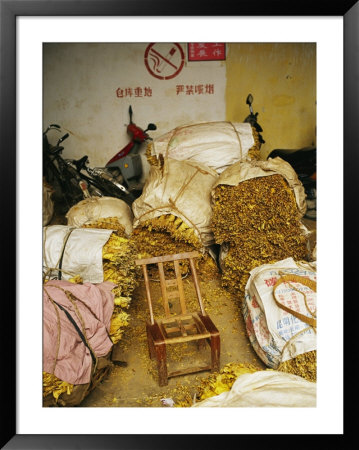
[
  {"xmin": 188, "ymin": 43, "xmax": 226, "ymax": 61},
  {"xmin": 176, "ymin": 84, "xmax": 214, "ymax": 95},
  {"xmin": 116, "ymin": 87, "xmax": 153, "ymax": 98},
  {"xmin": 264, "ymin": 276, "xmax": 278, "ymax": 287}
]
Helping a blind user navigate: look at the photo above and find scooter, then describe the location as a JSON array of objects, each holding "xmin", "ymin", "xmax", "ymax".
[
  {"xmin": 68, "ymin": 106, "xmax": 157, "ymax": 204},
  {"xmin": 105, "ymin": 105, "xmax": 157, "ymax": 194}
]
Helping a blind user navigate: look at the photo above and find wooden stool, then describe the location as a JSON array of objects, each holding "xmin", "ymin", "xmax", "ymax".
[{"xmin": 136, "ymin": 251, "xmax": 220, "ymax": 386}]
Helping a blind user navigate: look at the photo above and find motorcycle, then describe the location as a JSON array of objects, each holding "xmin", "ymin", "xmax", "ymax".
[
  {"xmin": 71, "ymin": 105, "xmax": 157, "ymax": 204},
  {"xmin": 43, "ymin": 106, "xmax": 157, "ymax": 211},
  {"xmin": 244, "ymin": 93, "xmax": 265, "ymax": 145},
  {"xmin": 43, "ymin": 124, "xmax": 91, "ymax": 213}
]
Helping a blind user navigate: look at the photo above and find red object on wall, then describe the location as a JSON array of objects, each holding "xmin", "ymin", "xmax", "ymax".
[{"xmin": 188, "ymin": 43, "xmax": 226, "ymax": 61}]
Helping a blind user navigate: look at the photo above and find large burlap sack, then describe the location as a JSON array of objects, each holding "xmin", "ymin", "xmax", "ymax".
[
  {"xmin": 43, "ymin": 354, "xmax": 113, "ymax": 407},
  {"xmin": 66, "ymin": 196, "xmax": 133, "ymax": 236},
  {"xmin": 150, "ymin": 121, "xmax": 256, "ymax": 173},
  {"xmin": 212, "ymin": 157, "xmax": 307, "ymax": 217},
  {"xmin": 242, "ymin": 258, "xmax": 317, "ymax": 369},
  {"xmin": 192, "ymin": 370, "xmax": 316, "ymax": 407},
  {"xmin": 43, "ymin": 225, "xmax": 113, "ymax": 282},
  {"xmin": 132, "ymin": 157, "xmax": 218, "ymax": 247}
]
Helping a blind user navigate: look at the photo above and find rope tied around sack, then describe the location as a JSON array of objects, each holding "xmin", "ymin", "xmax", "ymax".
[
  {"xmin": 43, "ymin": 226, "xmax": 76, "ymax": 282},
  {"xmin": 274, "ymin": 273, "xmax": 317, "ymax": 328},
  {"xmin": 227, "ymin": 121, "xmax": 243, "ymax": 160},
  {"xmin": 136, "ymin": 165, "xmax": 215, "ymax": 244},
  {"xmin": 248, "ymin": 265, "xmax": 317, "ymax": 363},
  {"xmin": 44, "ymin": 289, "xmax": 62, "ymax": 374},
  {"xmin": 273, "ymin": 273, "xmax": 317, "ymax": 361},
  {"xmin": 44, "ymin": 285, "xmax": 99, "ymax": 376}
]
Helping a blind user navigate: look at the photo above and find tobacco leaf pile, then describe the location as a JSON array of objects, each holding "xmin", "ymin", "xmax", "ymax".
[
  {"xmin": 247, "ymin": 126, "xmax": 262, "ymax": 161},
  {"xmin": 43, "ymin": 217, "xmax": 140, "ymax": 406},
  {"xmin": 132, "ymin": 154, "xmax": 219, "ymax": 280},
  {"xmin": 174, "ymin": 362, "xmax": 262, "ymax": 407},
  {"xmin": 212, "ymin": 174, "xmax": 309, "ymax": 299},
  {"xmin": 278, "ymin": 350, "xmax": 317, "ymax": 382},
  {"xmin": 81, "ymin": 216, "xmax": 140, "ymax": 343},
  {"xmin": 131, "ymin": 213, "xmax": 219, "ymax": 280}
]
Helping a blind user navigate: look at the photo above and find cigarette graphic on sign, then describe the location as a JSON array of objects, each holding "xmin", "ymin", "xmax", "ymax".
[
  {"xmin": 145, "ymin": 43, "xmax": 185, "ymax": 80},
  {"xmin": 152, "ymin": 47, "xmax": 177, "ymax": 73}
]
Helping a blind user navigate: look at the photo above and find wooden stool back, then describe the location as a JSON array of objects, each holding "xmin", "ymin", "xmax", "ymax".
[{"xmin": 135, "ymin": 251, "xmax": 220, "ymax": 386}]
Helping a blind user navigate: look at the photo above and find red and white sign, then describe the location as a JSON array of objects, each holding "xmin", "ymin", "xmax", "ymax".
[
  {"xmin": 144, "ymin": 43, "xmax": 185, "ymax": 80},
  {"xmin": 188, "ymin": 43, "xmax": 226, "ymax": 61}
]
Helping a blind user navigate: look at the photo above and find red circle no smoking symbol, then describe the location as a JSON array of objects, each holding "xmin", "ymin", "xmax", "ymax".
[{"xmin": 144, "ymin": 43, "xmax": 185, "ymax": 80}]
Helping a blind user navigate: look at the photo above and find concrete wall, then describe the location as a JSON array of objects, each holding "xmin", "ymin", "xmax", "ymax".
[
  {"xmin": 43, "ymin": 43, "xmax": 226, "ymax": 180},
  {"xmin": 226, "ymin": 43, "xmax": 317, "ymax": 159},
  {"xmin": 43, "ymin": 42, "xmax": 316, "ymax": 174}
]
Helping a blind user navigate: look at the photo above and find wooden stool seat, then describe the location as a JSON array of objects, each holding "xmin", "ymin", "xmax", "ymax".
[{"xmin": 136, "ymin": 251, "xmax": 220, "ymax": 386}]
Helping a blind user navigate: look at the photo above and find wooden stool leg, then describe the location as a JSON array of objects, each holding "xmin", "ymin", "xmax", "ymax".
[
  {"xmin": 154, "ymin": 341, "xmax": 168, "ymax": 386},
  {"xmin": 146, "ymin": 324, "xmax": 156, "ymax": 360},
  {"xmin": 210, "ymin": 334, "xmax": 220, "ymax": 372},
  {"xmin": 197, "ymin": 338, "xmax": 206, "ymax": 350}
]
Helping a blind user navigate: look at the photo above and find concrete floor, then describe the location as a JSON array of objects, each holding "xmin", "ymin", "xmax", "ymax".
[
  {"xmin": 47, "ymin": 204, "xmax": 316, "ymax": 408},
  {"xmin": 79, "ymin": 217, "xmax": 316, "ymax": 408},
  {"xmin": 80, "ymin": 276, "xmax": 267, "ymax": 408}
]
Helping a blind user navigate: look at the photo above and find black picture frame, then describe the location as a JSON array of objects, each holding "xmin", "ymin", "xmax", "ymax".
[{"xmin": 1, "ymin": 0, "xmax": 356, "ymax": 448}]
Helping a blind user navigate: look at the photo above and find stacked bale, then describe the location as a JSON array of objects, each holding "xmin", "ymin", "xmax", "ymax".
[
  {"xmin": 243, "ymin": 258, "xmax": 317, "ymax": 382},
  {"xmin": 132, "ymin": 157, "xmax": 220, "ymax": 280},
  {"xmin": 211, "ymin": 158, "xmax": 309, "ymax": 298},
  {"xmin": 81, "ymin": 217, "xmax": 139, "ymax": 343},
  {"xmin": 43, "ymin": 353, "xmax": 112, "ymax": 407},
  {"xmin": 42, "ymin": 278, "xmax": 115, "ymax": 407},
  {"xmin": 42, "ymin": 209, "xmax": 139, "ymax": 406},
  {"xmin": 146, "ymin": 121, "xmax": 262, "ymax": 174},
  {"xmin": 131, "ymin": 215, "xmax": 218, "ymax": 280},
  {"xmin": 66, "ymin": 197, "xmax": 138, "ymax": 342}
]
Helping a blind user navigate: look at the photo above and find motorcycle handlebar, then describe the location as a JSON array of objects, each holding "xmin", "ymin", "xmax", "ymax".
[{"xmin": 57, "ymin": 133, "xmax": 69, "ymax": 145}]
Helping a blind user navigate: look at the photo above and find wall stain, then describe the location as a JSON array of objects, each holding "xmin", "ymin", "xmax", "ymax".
[{"xmin": 273, "ymin": 95, "xmax": 295, "ymax": 107}]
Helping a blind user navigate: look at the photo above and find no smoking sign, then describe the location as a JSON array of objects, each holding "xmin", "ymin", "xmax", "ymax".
[{"xmin": 144, "ymin": 43, "xmax": 185, "ymax": 80}]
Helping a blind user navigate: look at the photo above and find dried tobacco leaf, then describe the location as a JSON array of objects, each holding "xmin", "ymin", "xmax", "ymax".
[
  {"xmin": 131, "ymin": 214, "xmax": 219, "ymax": 280},
  {"xmin": 212, "ymin": 174, "xmax": 308, "ymax": 298}
]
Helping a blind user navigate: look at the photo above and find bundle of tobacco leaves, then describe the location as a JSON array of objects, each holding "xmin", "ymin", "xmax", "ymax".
[
  {"xmin": 175, "ymin": 362, "xmax": 262, "ymax": 407},
  {"xmin": 43, "ymin": 218, "xmax": 140, "ymax": 404},
  {"xmin": 43, "ymin": 371, "xmax": 73, "ymax": 402},
  {"xmin": 278, "ymin": 350, "xmax": 317, "ymax": 382},
  {"xmin": 131, "ymin": 213, "xmax": 219, "ymax": 280},
  {"xmin": 247, "ymin": 126, "xmax": 262, "ymax": 160},
  {"xmin": 81, "ymin": 217, "xmax": 140, "ymax": 343},
  {"xmin": 212, "ymin": 174, "xmax": 308, "ymax": 298}
]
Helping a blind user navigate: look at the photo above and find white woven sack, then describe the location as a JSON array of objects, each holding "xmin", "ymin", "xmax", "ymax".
[
  {"xmin": 151, "ymin": 121, "xmax": 255, "ymax": 174},
  {"xmin": 66, "ymin": 196, "xmax": 133, "ymax": 236},
  {"xmin": 43, "ymin": 225, "xmax": 112, "ymax": 283},
  {"xmin": 242, "ymin": 258, "xmax": 317, "ymax": 368},
  {"xmin": 192, "ymin": 370, "xmax": 316, "ymax": 407},
  {"xmin": 132, "ymin": 157, "xmax": 218, "ymax": 247}
]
